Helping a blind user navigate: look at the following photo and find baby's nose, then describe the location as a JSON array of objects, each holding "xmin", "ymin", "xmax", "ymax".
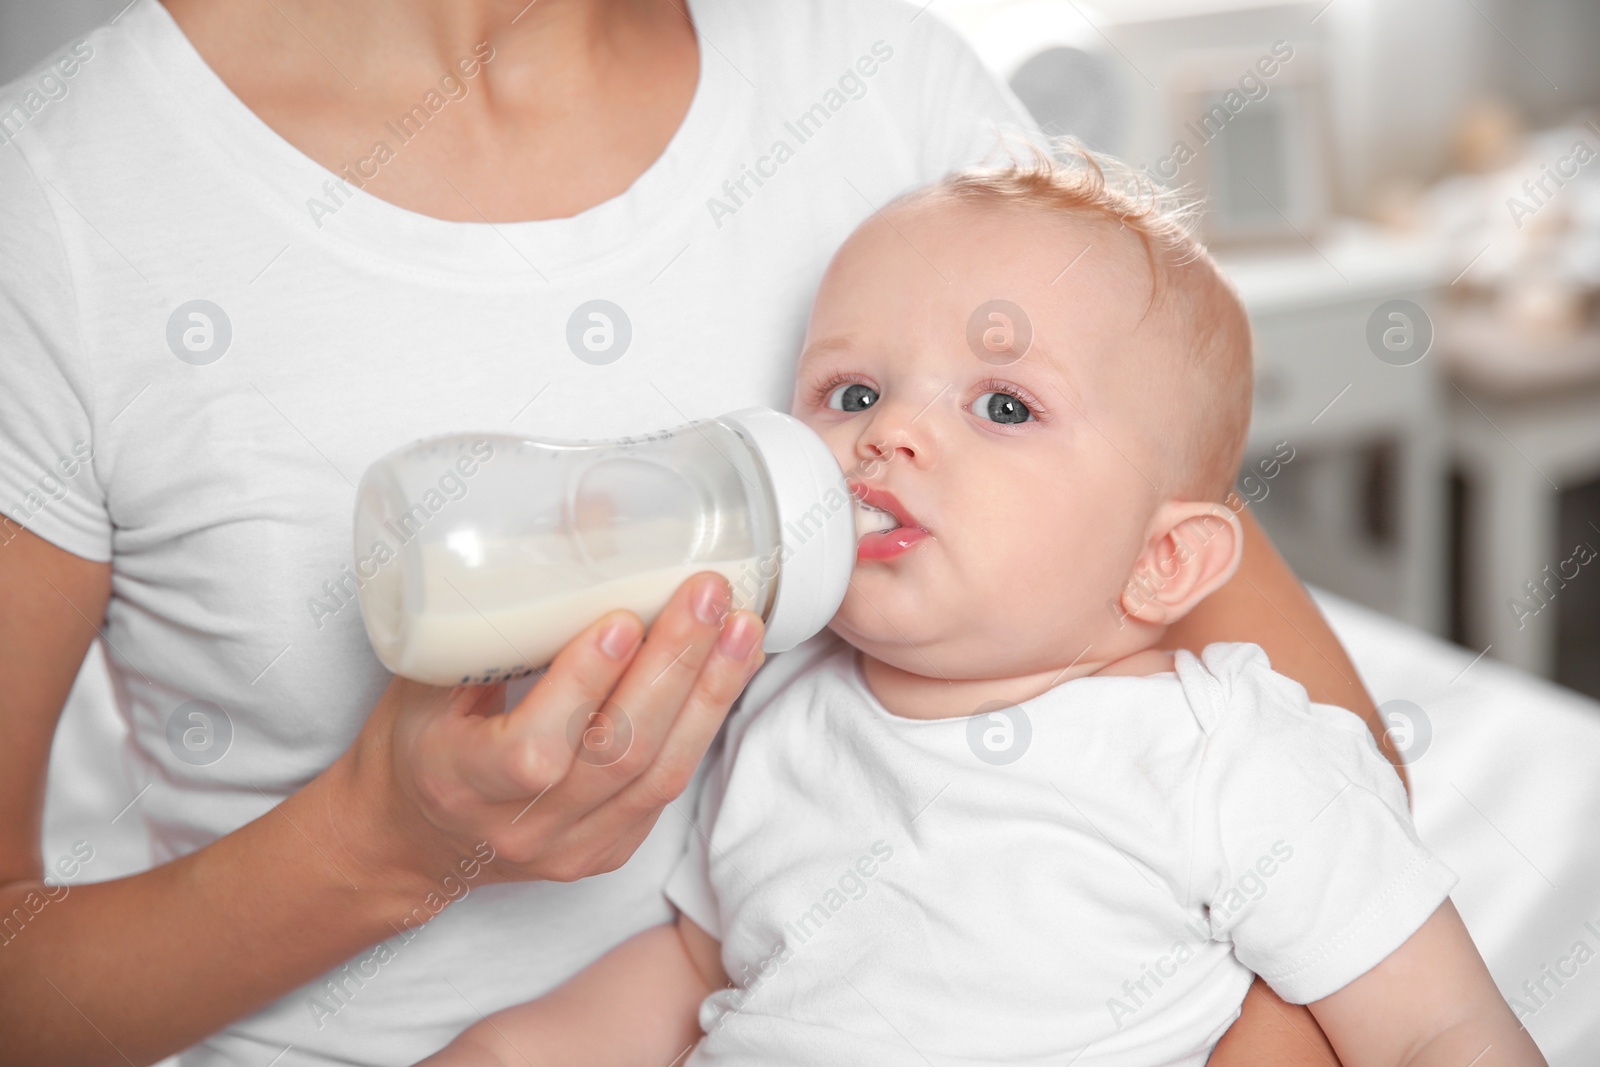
[{"xmin": 857, "ymin": 423, "xmax": 929, "ymax": 468}]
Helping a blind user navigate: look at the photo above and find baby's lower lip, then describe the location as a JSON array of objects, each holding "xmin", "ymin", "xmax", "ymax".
[{"xmin": 856, "ymin": 527, "xmax": 930, "ymax": 562}]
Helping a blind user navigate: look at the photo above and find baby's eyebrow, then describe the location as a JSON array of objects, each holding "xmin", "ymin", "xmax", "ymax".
[
  {"xmin": 990, "ymin": 337, "xmax": 1085, "ymax": 406},
  {"xmin": 798, "ymin": 336, "xmax": 854, "ymax": 363}
]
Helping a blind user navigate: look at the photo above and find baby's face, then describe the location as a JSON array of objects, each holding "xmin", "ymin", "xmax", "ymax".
[{"xmin": 793, "ymin": 199, "xmax": 1176, "ymax": 680}]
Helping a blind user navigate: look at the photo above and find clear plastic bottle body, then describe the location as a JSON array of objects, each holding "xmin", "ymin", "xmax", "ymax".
[{"xmin": 354, "ymin": 419, "xmax": 781, "ymax": 686}]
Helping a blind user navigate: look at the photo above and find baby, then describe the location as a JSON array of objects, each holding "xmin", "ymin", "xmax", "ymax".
[{"xmin": 421, "ymin": 148, "xmax": 1542, "ymax": 1066}]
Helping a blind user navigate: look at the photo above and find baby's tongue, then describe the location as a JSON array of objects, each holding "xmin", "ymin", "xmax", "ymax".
[{"xmin": 854, "ymin": 499, "xmax": 899, "ymax": 540}]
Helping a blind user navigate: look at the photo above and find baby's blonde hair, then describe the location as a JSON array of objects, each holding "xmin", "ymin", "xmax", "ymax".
[{"xmin": 916, "ymin": 141, "xmax": 1253, "ymax": 502}]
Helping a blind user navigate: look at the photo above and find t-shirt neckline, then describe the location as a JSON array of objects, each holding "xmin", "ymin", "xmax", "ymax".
[{"xmin": 124, "ymin": 0, "xmax": 733, "ymax": 280}]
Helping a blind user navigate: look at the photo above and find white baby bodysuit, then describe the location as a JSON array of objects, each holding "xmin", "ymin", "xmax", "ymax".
[{"xmin": 667, "ymin": 635, "xmax": 1457, "ymax": 1066}]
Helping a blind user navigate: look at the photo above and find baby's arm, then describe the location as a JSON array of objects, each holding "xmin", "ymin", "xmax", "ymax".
[
  {"xmin": 1310, "ymin": 900, "xmax": 1544, "ymax": 1067},
  {"xmin": 418, "ymin": 914, "xmax": 726, "ymax": 1067}
]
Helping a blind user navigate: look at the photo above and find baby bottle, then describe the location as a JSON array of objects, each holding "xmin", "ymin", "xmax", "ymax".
[{"xmin": 352, "ymin": 407, "xmax": 859, "ymax": 686}]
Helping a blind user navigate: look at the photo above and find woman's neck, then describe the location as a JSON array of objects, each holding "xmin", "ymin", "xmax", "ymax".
[
  {"xmin": 164, "ymin": 0, "xmax": 656, "ymax": 89},
  {"xmin": 158, "ymin": 0, "xmax": 699, "ymax": 221}
]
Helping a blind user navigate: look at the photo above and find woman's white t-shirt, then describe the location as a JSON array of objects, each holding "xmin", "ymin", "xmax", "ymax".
[{"xmin": 0, "ymin": 1, "xmax": 1028, "ymax": 1062}]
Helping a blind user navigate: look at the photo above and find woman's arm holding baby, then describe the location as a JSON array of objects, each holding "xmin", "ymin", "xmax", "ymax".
[
  {"xmin": 418, "ymin": 915, "xmax": 723, "ymax": 1066},
  {"xmin": 1165, "ymin": 508, "xmax": 1408, "ymax": 791},
  {"xmin": 1209, "ymin": 980, "xmax": 1341, "ymax": 1066}
]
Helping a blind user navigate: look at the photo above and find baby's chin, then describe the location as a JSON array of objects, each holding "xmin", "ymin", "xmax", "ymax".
[
  {"xmin": 826, "ymin": 587, "xmax": 1130, "ymax": 685},
  {"xmin": 828, "ymin": 566, "xmax": 988, "ymax": 652},
  {"xmin": 824, "ymin": 606, "xmax": 934, "ymax": 668},
  {"xmin": 824, "ymin": 610, "xmax": 1013, "ymax": 681}
]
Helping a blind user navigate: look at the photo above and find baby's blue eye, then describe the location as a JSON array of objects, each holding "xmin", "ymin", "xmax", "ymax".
[
  {"xmin": 827, "ymin": 382, "xmax": 879, "ymax": 412},
  {"xmin": 971, "ymin": 391, "xmax": 1033, "ymax": 424}
]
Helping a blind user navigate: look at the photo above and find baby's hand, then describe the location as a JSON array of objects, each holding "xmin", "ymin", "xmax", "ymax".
[
  {"xmin": 1308, "ymin": 899, "xmax": 1545, "ymax": 1067},
  {"xmin": 413, "ymin": 916, "xmax": 722, "ymax": 1067},
  {"xmin": 415, "ymin": 1031, "xmax": 514, "ymax": 1067}
]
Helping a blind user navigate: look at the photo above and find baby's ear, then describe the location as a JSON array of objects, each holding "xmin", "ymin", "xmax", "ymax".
[{"xmin": 1118, "ymin": 501, "xmax": 1243, "ymax": 627}]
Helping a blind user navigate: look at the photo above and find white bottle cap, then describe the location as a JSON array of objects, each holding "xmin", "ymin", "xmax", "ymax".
[{"xmin": 717, "ymin": 407, "xmax": 855, "ymax": 653}]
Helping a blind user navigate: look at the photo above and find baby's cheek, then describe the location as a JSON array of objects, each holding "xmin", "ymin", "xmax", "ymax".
[
  {"xmin": 974, "ymin": 489, "xmax": 1095, "ymax": 606},
  {"xmin": 962, "ymin": 501, "xmax": 1050, "ymax": 596}
]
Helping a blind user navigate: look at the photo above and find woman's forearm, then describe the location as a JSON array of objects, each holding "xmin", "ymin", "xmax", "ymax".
[
  {"xmin": 1164, "ymin": 507, "xmax": 1407, "ymax": 790},
  {"xmin": 0, "ymin": 527, "xmax": 447, "ymax": 1065},
  {"xmin": 0, "ymin": 754, "xmax": 441, "ymax": 1067},
  {"xmin": 1210, "ymin": 977, "xmax": 1339, "ymax": 1066}
]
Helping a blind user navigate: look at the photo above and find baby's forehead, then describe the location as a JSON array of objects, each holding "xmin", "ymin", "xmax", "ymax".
[
  {"xmin": 888, "ymin": 192, "xmax": 1148, "ymax": 263},
  {"xmin": 862, "ymin": 196, "xmax": 1164, "ymax": 336},
  {"xmin": 834, "ymin": 196, "xmax": 1160, "ymax": 331}
]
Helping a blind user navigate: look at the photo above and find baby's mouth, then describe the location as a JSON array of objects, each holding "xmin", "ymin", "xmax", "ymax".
[{"xmin": 848, "ymin": 483, "xmax": 930, "ymax": 561}]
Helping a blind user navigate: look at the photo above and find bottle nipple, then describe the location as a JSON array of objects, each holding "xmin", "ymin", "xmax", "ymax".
[{"xmin": 854, "ymin": 498, "xmax": 899, "ymax": 540}]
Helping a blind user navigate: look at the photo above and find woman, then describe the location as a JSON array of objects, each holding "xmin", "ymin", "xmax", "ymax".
[{"xmin": 0, "ymin": 0, "xmax": 1382, "ymax": 1062}]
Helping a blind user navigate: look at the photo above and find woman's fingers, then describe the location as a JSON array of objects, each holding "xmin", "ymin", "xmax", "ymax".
[
  {"xmin": 449, "ymin": 682, "xmax": 508, "ymax": 720},
  {"xmin": 462, "ymin": 571, "xmax": 727, "ymax": 804},
  {"xmin": 563, "ymin": 610, "xmax": 764, "ymax": 867},
  {"xmin": 512, "ymin": 572, "xmax": 745, "ymax": 822},
  {"xmin": 555, "ymin": 616, "xmax": 763, "ymax": 882},
  {"xmin": 609, "ymin": 611, "xmax": 765, "ymax": 820},
  {"xmin": 404, "ymin": 571, "xmax": 764, "ymax": 881},
  {"xmin": 594, "ymin": 572, "xmax": 733, "ymax": 766},
  {"xmin": 458, "ymin": 609, "xmax": 644, "ymax": 803}
]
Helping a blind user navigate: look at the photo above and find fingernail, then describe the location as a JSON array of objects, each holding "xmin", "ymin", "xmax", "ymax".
[
  {"xmin": 716, "ymin": 614, "xmax": 760, "ymax": 659},
  {"xmin": 599, "ymin": 619, "xmax": 638, "ymax": 659},
  {"xmin": 693, "ymin": 576, "xmax": 731, "ymax": 626}
]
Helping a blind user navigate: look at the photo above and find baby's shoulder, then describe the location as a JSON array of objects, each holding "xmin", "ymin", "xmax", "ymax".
[
  {"xmin": 1174, "ymin": 642, "xmax": 1404, "ymax": 804},
  {"xmin": 1174, "ymin": 641, "xmax": 1371, "ymax": 740}
]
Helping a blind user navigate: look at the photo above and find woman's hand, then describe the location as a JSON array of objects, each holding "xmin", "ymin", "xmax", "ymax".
[
  {"xmin": 0, "ymin": 521, "xmax": 764, "ymax": 1066},
  {"xmin": 337, "ymin": 571, "xmax": 765, "ymax": 889}
]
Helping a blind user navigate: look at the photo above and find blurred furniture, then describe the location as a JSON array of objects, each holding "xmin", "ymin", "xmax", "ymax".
[
  {"xmin": 1170, "ymin": 45, "xmax": 1334, "ymax": 247},
  {"xmin": 1442, "ymin": 308, "xmax": 1600, "ymax": 676},
  {"xmin": 1218, "ymin": 221, "xmax": 1452, "ymax": 633}
]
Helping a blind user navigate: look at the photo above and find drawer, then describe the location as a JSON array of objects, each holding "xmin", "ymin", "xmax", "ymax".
[{"xmin": 1246, "ymin": 293, "xmax": 1442, "ymax": 449}]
